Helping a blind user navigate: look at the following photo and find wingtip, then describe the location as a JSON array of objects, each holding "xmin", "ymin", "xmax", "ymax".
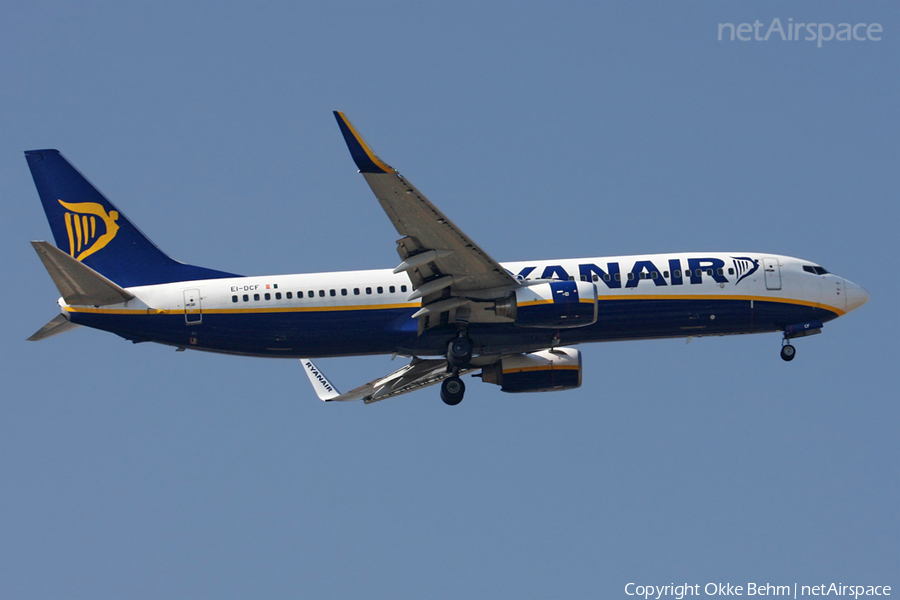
[{"xmin": 332, "ymin": 111, "xmax": 394, "ymax": 174}]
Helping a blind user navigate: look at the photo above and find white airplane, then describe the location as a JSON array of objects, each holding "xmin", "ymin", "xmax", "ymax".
[{"xmin": 27, "ymin": 112, "xmax": 869, "ymax": 405}]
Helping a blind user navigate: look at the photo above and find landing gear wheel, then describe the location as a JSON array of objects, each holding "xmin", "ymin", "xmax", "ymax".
[
  {"xmin": 441, "ymin": 376, "xmax": 465, "ymax": 405},
  {"xmin": 780, "ymin": 344, "xmax": 796, "ymax": 362},
  {"xmin": 447, "ymin": 336, "xmax": 473, "ymax": 368}
]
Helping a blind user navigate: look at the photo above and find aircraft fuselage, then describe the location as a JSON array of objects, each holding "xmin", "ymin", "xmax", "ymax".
[{"xmin": 60, "ymin": 251, "xmax": 865, "ymax": 359}]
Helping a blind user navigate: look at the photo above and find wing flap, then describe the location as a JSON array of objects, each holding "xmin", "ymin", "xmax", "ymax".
[{"xmin": 361, "ymin": 173, "xmax": 516, "ymax": 292}]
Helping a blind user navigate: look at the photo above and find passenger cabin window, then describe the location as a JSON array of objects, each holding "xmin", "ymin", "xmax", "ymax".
[
  {"xmin": 243, "ymin": 294, "xmax": 249, "ymax": 302},
  {"xmin": 401, "ymin": 285, "xmax": 407, "ymax": 292},
  {"xmin": 275, "ymin": 292, "xmax": 281, "ymax": 300},
  {"xmin": 389, "ymin": 285, "xmax": 395, "ymax": 293},
  {"xmin": 319, "ymin": 290, "xmax": 325, "ymax": 297},
  {"xmin": 287, "ymin": 292, "xmax": 293, "ymax": 299},
  {"xmin": 627, "ymin": 273, "xmax": 635, "ymax": 280},
  {"xmin": 354, "ymin": 288, "xmax": 360, "ymax": 295},
  {"xmin": 330, "ymin": 289, "xmax": 336, "ymax": 297},
  {"xmin": 341, "ymin": 289, "xmax": 347, "ymax": 296},
  {"xmin": 728, "ymin": 268, "xmax": 735, "ymax": 275},
  {"xmin": 377, "ymin": 286, "xmax": 383, "ymax": 294},
  {"xmin": 254, "ymin": 293, "xmax": 260, "ymax": 301},
  {"xmin": 232, "ymin": 295, "xmax": 238, "ymax": 303},
  {"xmin": 366, "ymin": 287, "xmax": 372, "ymax": 294},
  {"xmin": 265, "ymin": 293, "xmax": 271, "ymax": 300}
]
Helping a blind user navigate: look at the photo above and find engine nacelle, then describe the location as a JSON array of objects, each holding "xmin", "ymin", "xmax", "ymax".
[
  {"xmin": 495, "ymin": 280, "xmax": 597, "ymax": 329},
  {"xmin": 481, "ymin": 347, "xmax": 582, "ymax": 393}
]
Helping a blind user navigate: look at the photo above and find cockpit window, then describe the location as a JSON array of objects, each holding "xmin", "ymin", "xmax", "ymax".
[{"xmin": 803, "ymin": 265, "xmax": 829, "ymax": 275}]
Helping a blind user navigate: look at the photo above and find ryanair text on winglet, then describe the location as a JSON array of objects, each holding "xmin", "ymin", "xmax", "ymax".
[{"xmin": 304, "ymin": 361, "xmax": 334, "ymax": 393}]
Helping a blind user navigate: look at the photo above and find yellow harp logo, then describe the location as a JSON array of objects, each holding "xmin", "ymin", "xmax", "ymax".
[{"xmin": 58, "ymin": 200, "xmax": 120, "ymax": 261}]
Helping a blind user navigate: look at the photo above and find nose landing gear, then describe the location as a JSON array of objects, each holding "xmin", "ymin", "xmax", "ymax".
[{"xmin": 780, "ymin": 341, "xmax": 796, "ymax": 362}]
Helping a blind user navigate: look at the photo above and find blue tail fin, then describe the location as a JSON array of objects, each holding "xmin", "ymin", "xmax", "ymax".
[{"xmin": 25, "ymin": 149, "xmax": 239, "ymax": 287}]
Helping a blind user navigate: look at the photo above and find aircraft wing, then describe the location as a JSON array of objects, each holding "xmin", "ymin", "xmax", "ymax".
[
  {"xmin": 334, "ymin": 112, "xmax": 519, "ymax": 330},
  {"xmin": 301, "ymin": 357, "xmax": 481, "ymax": 404}
]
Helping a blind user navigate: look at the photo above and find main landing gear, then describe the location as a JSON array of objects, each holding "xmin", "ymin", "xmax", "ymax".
[
  {"xmin": 442, "ymin": 333, "xmax": 473, "ymax": 406},
  {"xmin": 441, "ymin": 376, "xmax": 465, "ymax": 405}
]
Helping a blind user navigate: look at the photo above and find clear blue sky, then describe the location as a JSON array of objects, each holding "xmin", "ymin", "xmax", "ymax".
[{"xmin": 1, "ymin": 2, "xmax": 897, "ymax": 598}]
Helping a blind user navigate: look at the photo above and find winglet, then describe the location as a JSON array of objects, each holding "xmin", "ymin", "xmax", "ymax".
[
  {"xmin": 300, "ymin": 359, "xmax": 342, "ymax": 401},
  {"xmin": 333, "ymin": 111, "xmax": 394, "ymax": 174}
]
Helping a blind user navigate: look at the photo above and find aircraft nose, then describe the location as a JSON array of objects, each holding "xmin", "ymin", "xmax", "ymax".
[{"xmin": 843, "ymin": 278, "xmax": 869, "ymax": 312}]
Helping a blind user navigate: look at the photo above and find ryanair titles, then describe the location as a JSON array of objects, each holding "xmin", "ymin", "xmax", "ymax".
[
  {"xmin": 512, "ymin": 257, "xmax": 760, "ymax": 288},
  {"xmin": 303, "ymin": 360, "xmax": 335, "ymax": 394}
]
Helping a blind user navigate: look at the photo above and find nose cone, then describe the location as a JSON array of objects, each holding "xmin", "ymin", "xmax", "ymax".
[{"xmin": 843, "ymin": 278, "xmax": 869, "ymax": 312}]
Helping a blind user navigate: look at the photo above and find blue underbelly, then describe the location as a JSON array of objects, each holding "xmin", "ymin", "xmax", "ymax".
[{"xmin": 69, "ymin": 298, "xmax": 839, "ymax": 358}]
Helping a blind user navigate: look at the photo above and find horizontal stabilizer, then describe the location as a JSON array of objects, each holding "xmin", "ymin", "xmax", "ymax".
[
  {"xmin": 28, "ymin": 313, "xmax": 82, "ymax": 341},
  {"xmin": 31, "ymin": 241, "xmax": 135, "ymax": 306}
]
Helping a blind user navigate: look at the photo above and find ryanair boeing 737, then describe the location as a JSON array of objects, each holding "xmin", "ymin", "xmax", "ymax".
[{"xmin": 26, "ymin": 112, "xmax": 869, "ymax": 405}]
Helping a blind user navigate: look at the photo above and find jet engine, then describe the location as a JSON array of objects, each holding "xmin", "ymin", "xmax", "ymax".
[
  {"xmin": 493, "ymin": 280, "xmax": 597, "ymax": 329},
  {"xmin": 480, "ymin": 347, "xmax": 582, "ymax": 393}
]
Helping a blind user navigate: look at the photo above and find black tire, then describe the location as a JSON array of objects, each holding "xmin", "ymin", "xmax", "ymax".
[
  {"xmin": 447, "ymin": 337, "xmax": 473, "ymax": 367},
  {"xmin": 441, "ymin": 376, "xmax": 465, "ymax": 405},
  {"xmin": 780, "ymin": 344, "xmax": 796, "ymax": 362}
]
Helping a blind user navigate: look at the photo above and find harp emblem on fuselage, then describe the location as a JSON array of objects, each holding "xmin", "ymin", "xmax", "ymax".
[
  {"xmin": 58, "ymin": 199, "xmax": 120, "ymax": 262},
  {"xmin": 732, "ymin": 256, "xmax": 760, "ymax": 285}
]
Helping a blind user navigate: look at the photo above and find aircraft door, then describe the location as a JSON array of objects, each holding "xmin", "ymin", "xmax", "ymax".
[
  {"xmin": 184, "ymin": 289, "xmax": 202, "ymax": 324},
  {"xmin": 763, "ymin": 258, "xmax": 782, "ymax": 290}
]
